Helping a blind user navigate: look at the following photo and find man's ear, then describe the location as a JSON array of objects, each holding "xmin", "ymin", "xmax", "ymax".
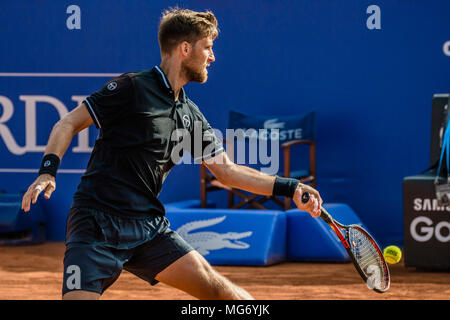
[{"xmin": 180, "ymin": 41, "xmax": 191, "ymax": 57}]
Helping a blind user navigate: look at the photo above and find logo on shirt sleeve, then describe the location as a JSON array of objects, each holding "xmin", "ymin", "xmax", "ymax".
[{"xmin": 107, "ymin": 81, "xmax": 117, "ymax": 91}]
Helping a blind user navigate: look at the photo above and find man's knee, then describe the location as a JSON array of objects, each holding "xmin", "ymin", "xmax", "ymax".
[
  {"xmin": 187, "ymin": 257, "xmax": 224, "ymax": 298},
  {"xmin": 202, "ymin": 265, "xmax": 253, "ymax": 300}
]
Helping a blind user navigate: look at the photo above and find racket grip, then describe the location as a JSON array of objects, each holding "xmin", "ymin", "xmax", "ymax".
[
  {"xmin": 302, "ymin": 192, "xmax": 332, "ymax": 223},
  {"xmin": 320, "ymin": 208, "xmax": 333, "ymax": 224},
  {"xmin": 301, "ymin": 192, "xmax": 310, "ymax": 204}
]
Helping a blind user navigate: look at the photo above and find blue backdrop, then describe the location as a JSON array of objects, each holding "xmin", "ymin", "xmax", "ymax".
[{"xmin": 0, "ymin": 1, "xmax": 449, "ymax": 246}]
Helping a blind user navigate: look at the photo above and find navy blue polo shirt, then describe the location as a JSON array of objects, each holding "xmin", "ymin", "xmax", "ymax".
[{"xmin": 72, "ymin": 66, "xmax": 224, "ymax": 217}]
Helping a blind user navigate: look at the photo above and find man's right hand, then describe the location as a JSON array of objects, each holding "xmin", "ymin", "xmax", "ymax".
[
  {"xmin": 293, "ymin": 183, "xmax": 322, "ymax": 218},
  {"xmin": 20, "ymin": 102, "xmax": 94, "ymax": 213},
  {"xmin": 21, "ymin": 174, "xmax": 56, "ymax": 212}
]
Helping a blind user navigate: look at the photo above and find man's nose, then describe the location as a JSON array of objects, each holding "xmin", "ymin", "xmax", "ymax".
[{"xmin": 208, "ymin": 51, "xmax": 215, "ymax": 63}]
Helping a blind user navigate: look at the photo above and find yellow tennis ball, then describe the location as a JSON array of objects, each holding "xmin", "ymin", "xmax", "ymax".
[{"xmin": 383, "ymin": 245, "xmax": 402, "ymax": 264}]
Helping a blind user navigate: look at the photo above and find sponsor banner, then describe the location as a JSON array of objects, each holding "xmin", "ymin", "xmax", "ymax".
[
  {"xmin": 0, "ymin": 75, "xmax": 114, "ymax": 240},
  {"xmin": 0, "ymin": 75, "xmax": 111, "ymax": 172},
  {"xmin": 403, "ymin": 174, "xmax": 450, "ymax": 269}
]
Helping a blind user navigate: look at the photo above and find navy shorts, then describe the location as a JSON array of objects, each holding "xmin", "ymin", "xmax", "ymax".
[{"xmin": 62, "ymin": 206, "xmax": 194, "ymax": 296}]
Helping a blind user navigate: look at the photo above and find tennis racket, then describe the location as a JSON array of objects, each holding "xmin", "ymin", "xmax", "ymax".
[{"xmin": 302, "ymin": 192, "xmax": 390, "ymax": 293}]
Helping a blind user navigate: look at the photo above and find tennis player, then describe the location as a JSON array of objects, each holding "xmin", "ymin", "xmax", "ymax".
[{"xmin": 21, "ymin": 8, "xmax": 322, "ymax": 300}]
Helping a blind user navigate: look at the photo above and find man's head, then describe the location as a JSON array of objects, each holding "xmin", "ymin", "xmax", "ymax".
[{"xmin": 158, "ymin": 8, "xmax": 218, "ymax": 83}]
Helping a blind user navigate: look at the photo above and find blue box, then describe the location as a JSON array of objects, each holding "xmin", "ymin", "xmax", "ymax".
[
  {"xmin": 166, "ymin": 207, "xmax": 286, "ymax": 266},
  {"xmin": 0, "ymin": 192, "xmax": 46, "ymax": 245}
]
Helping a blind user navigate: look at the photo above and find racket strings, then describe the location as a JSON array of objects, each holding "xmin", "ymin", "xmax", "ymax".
[{"xmin": 348, "ymin": 228, "xmax": 388, "ymax": 291}]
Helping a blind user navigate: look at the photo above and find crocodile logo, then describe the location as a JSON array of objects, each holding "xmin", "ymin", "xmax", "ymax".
[
  {"xmin": 263, "ymin": 118, "xmax": 285, "ymax": 129},
  {"xmin": 176, "ymin": 216, "xmax": 253, "ymax": 256}
]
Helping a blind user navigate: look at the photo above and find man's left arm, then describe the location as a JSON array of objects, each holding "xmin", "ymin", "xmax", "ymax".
[{"xmin": 203, "ymin": 151, "xmax": 322, "ymax": 217}]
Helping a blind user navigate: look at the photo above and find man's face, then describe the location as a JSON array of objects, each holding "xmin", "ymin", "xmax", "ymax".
[{"xmin": 182, "ymin": 36, "xmax": 215, "ymax": 83}]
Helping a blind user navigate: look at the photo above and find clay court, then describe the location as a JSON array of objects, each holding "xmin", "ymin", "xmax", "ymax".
[{"xmin": 0, "ymin": 242, "xmax": 448, "ymax": 300}]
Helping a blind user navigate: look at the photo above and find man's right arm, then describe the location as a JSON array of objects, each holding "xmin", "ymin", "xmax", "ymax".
[{"xmin": 21, "ymin": 103, "xmax": 93, "ymax": 212}]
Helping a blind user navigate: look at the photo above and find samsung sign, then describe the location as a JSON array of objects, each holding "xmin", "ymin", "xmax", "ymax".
[
  {"xmin": 410, "ymin": 198, "xmax": 450, "ymax": 243},
  {"xmin": 410, "ymin": 216, "xmax": 450, "ymax": 243},
  {"xmin": 413, "ymin": 198, "xmax": 450, "ymax": 212}
]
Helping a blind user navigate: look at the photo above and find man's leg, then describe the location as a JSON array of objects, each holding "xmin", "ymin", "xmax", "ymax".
[
  {"xmin": 62, "ymin": 207, "xmax": 128, "ymax": 300},
  {"xmin": 62, "ymin": 290, "xmax": 100, "ymax": 300},
  {"xmin": 124, "ymin": 228, "xmax": 254, "ymax": 300},
  {"xmin": 62, "ymin": 244, "xmax": 123, "ymax": 300},
  {"xmin": 155, "ymin": 250, "xmax": 254, "ymax": 300}
]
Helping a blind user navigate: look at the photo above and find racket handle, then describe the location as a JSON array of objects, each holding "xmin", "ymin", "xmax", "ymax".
[
  {"xmin": 301, "ymin": 192, "xmax": 332, "ymax": 223},
  {"xmin": 319, "ymin": 208, "xmax": 333, "ymax": 224},
  {"xmin": 301, "ymin": 192, "xmax": 310, "ymax": 204}
]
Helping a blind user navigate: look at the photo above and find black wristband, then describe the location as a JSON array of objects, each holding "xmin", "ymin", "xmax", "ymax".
[
  {"xmin": 38, "ymin": 154, "xmax": 60, "ymax": 177},
  {"xmin": 272, "ymin": 176, "xmax": 300, "ymax": 198}
]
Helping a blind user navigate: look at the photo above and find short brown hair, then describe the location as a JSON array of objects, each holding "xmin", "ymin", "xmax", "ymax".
[{"xmin": 158, "ymin": 8, "xmax": 219, "ymax": 54}]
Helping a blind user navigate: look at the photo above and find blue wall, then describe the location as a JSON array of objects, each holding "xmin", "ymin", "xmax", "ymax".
[{"xmin": 0, "ymin": 1, "xmax": 449, "ymax": 246}]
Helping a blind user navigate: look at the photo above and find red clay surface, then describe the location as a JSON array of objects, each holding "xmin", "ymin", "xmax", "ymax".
[{"xmin": 0, "ymin": 242, "xmax": 449, "ymax": 300}]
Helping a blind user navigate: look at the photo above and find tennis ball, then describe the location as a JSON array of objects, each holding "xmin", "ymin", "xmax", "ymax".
[{"xmin": 383, "ymin": 245, "xmax": 402, "ymax": 264}]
